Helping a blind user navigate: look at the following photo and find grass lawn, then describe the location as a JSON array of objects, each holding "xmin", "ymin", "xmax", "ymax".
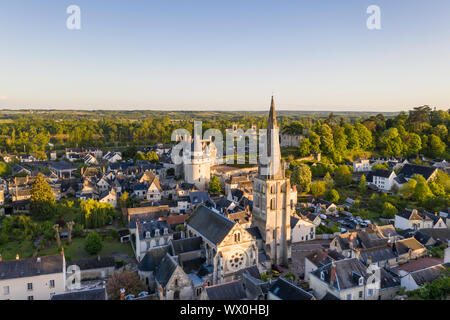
[
  {"xmin": 38, "ymin": 237, "xmax": 134, "ymax": 262},
  {"xmin": 0, "ymin": 240, "xmax": 36, "ymax": 261}
]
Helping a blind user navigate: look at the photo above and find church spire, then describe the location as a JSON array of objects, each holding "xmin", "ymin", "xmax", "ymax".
[{"xmin": 268, "ymin": 96, "xmax": 278, "ymax": 129}]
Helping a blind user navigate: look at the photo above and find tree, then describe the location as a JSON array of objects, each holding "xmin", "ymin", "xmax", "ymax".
[
  {"xmin": 414, "ymin": 180, "xmax": 434, "ymax": 203},
  {"xmin": 53, "ymin": 224, "xmax": 61, "ymax": 248},
  {"xmin": 310, "ymin": 181, "xmax": 326, "ymax": 198},
  {"xmin": 427, "ymin": 134, "xmax": 446, "ymax": 158},
  {"xmin": 325, "ymin": 189, "xmax": 340, "ymax": 203},
  {"xmin": 291, "ymin": 164, "xmax": 312, "ymax": 193},
  {"xmin": 324, "ymin": 172, "xmax": 335, "ymax": 189},
  {"xmin": 381, "ymin": 202, "xmax": 398, "ymax": 218},
  {"xmin": 0, "ymin": 161, "xmax": 12, "ymax": 177},
  {"xmin": 106, "ymin": 271, "xmax": 147, "ymax": 300},
  {"xmin": 359, "ymin": 175, "xmax": 367, "ymax": 193},
  {"xmin": 30, "ymin": 173, "xmax": 56, "ymax": 220},
  {"xmin": 67, "ymin": 221, "xmax": 75, "ymax": 245},
  {"xmin": 208, "ymin": 176, "xmax": 222, "ymax": 195},
  {"xmin": 84, "ymin": 232, "xmax": 103, "ymax": 255},
  {"xmin": 355, "ymin": 123, "xmax": 373, "ymax": 150},
  {"xmin": 298, "ymin": 138, "xmax": 311, "ymax": 157},
  {"xmin": 81, "ymin": 199, "xmax": 117, "ymax": 228},
  {"xmin": 145, "ymin": 151, "xmax": 159, "ymax": 163},
  {"xmin": 379, "ymin": 128, "xmax": 404, "ymax": 156},
  {"xmin": 334, "ymin": 165, "xmax": 352, "ymax": 186},
  {"xmin": 400, "ymin": 179, "xmax": 417, "ymax": 199},
  {"xmin": 309, "ymin": 132, "xmax": 321, "ymax": 154},
  {"xmin": 318, "ymin": 124, "xmax": 335, "ymax": 155}
]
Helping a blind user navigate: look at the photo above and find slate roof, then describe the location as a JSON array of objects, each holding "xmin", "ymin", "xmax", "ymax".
[
  {"xmin": 51, "ymin": 287, "xmax": 106, "ymax": 300},
  {"xmin": 49, "ymin": 161, "xmax": 77, "ymax": 171},
  {"xmin": 419, "ymin": 228, "xmax": 450, "ymax": 244},
  {"xmin": 0, "ymin": 254, "xmax": 64, "ymax": 280},
  {"xmin": 306, "ymin": 249, "xmax": 342, "ymax": 267},
  {"xmin": 189, "ymin": 191, "xmax": 212, "ymax": 205},
  {"xmin": 269, "ymin": 277, "xmax": 314, "ymax": 300},
  {"xmin": 246, "ymin": 227, "xmax": 262, "ymax": 240},
  {"xmin": 368, "ymin": 169, "xmax": 394, "ymax": 179},
  {"xmin": 171, "ymin": 237, "xmax": 202, "ymax": 255},
  {"xmin": 154, "ymin": 253, "xmax": 178, "ymax": 288},
  {"xmin": 410, "ymin": 263, "xmax": 450, "ymax": 286},
  {"xmin": 396, "ymin": 209, "xmax": 424, "ymax": 221},
  {"xmin": 138, "ymin": 246, "xmax": 172, "ymax": 272},
  {"xmin": 205, "ymin": 280, "xmax": 247, "ymax": 300},
  {"xmin": 311, "ymin": 258, "xmax": 368, "ymax": 290},
  {"xmin": 139, "ymin": 219, "xmax": 170, "ymax": 238},
  {"xmin": 187, "ymin": 206, "xmax": 235, "ymax": 245},
  {"xmin": 71, "ymin": 256, "xmax": 116, "ymax": 270},
  {"xmin": 321, "ymin": 292, "xmax": 340, "ymax": 300},
  {"xmin": 394, "ymin": 237, "xmax": 425, "ymax": 255},
  {"xmin": 399, "ymin": 164, "xmax": 437, "ymax": 181},
  {"xmin": 358, "ymin": 246, "xmax": 396, "ymax": 264}
]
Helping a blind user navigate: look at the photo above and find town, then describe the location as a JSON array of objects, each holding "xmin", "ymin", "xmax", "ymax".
[{"xmin": 0, "ymin": 99, "xmax": 448, "ymax": 301}]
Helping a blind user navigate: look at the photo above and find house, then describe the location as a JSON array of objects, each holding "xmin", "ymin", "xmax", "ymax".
[
  {"xmin": 135, "ymin": 219, "xmax": 175, "ymax": 261},
  {"xmin": 69, "ymin": 256, "xmax": 116, "ymax": 280},
  {"xmin": 99, "ymin": 188, "xmax": 118, "ymax": 208},
  {"xmin": 304, "ymin": 249, "xmax": 344, "ymax": 282},
  {"xmin": 83, "ymin": 154, "xmax": 98, "ymax": 165},
  {"xmin": 400, "ymin": 262, "xmax": 450, "ymax": 291},
  {"xmin": 398, "ymin": 164, "xmax": 439, "ymax": 182},
  {"xmin": 122, "ymin": 205, "xmax": 170, "ymax": 227},
  {"xmin": 103, "ymin": 151, "xmax": 122, "ymax": 163},
  {"xmin": 351, "ymin": 245, "xmax": 398, "ymax": 268},
  {"xmin": 309, "ymin": 258, "xmax": 400, "ymax": 300},
  {"xmin": 432, "ymin": 159, "xmax": 449, "ymax": 170},
  {"xmin": 393, "ymin": 237, "xmax": 427, "ymax": 264},
  {"xmin": 366, "ymin": 169, "xmax": 396, "ymax": 192},
  {"xmin": 394, "ymin": 209, "xmax": 435, "ymax": 230},
  {"xmin": 291, "ymin": 214, "xmax": 316, "ymax": 243},
  {"xmin": 49, "ymin": 161, "xmax": 77, "ymax": 179},
  {"xmin": 330, "ymin": 227, "xmax": 389, "ymax": 258},
  {"xmin": 353, "ymin": 158, "xmax": 371, "ymax": 172},
  {"xmin": 268, "ymin": 277, "xmax": 315, "ymax": 300},
  {"xmin": 417, "ymin": 228, "xmax": 450, "ymax": 246},
  {"xmin": 138, "ymin": 245, "xmax": 173, "ymax": 286},
  {"xmin": 0, "ymin": 253, "xmax": 66, "ymax": 300}
]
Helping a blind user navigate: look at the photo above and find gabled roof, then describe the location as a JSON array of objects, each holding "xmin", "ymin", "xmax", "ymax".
[
  {"xmin": 394, "ymin": 237, "xmax": 425, "ymax": 255},
  {"xmin": 205, "ymin": 280, "xmax": 247, "ymax": 300},
  {"xmin": 138, "ymin": 245, "xmax": 172, "ymax": 272},
  {"xmin": 187, "ymin": 206, "xmax": 235, "ymax": 245},
  {"xmin": 396, "ymin": 209, "xmax": 423, "ymax": 221},
  {"xmin": 269, "ymin": 277, "xmax": 314, "ymax": 300},
  {"xmin": 399, "ymin": 164, "xmax": 437, "ymax": 181},
  {"xmin": 311, "ymin": 258, "xmax": 368, "ymax": 290},
  {"xmin": 171, "ymin": 237, "xmax": 202, "ymax": 255},
  {"xmin": 154, "ymin": 253, "xmax": 178, "ymax": 288},
  {"xmin": 410, "ymin": 263, "xmax": 449, "ymax": 286},
  {"xmin": 71, "ymin": 256, "xmax": 115, "ymax": 271},
  {"xmin": 0, "ymin": 254, "xmax": 64, "ymax": 280}
]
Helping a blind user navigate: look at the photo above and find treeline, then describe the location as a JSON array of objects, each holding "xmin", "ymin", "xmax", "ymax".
[{"xmin": 0, "ymin": 106, "xmax": 448, "ymax": 161}]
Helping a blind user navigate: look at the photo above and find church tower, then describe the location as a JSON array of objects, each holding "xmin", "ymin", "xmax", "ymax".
[{"xmin": 252, "ymin": 97, "xmax": 297, "ymax": 266}]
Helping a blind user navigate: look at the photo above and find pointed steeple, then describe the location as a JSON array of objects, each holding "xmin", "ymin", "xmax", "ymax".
[{"xmin": 267, "ymin": 96, "xmax": 278, "ymax": 129}]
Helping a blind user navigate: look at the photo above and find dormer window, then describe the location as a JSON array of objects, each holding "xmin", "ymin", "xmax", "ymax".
[
  {"xmin": 359, "ymin": 277, "xmax": 364, "ymax": 286},
  {"xmin": 164, "ymin": 228, "xmax": 168, "ymax": 235},
  {"xmin": 155, "ymin": 229, "xmax": 160, "ymax": 237},
  {"xmin": 145, "ymin": 231, "xmax": 151, "ymax": 239},
  {"xmin": 320, "ymin": 271, "xmax": 325, "ymax": 280}
]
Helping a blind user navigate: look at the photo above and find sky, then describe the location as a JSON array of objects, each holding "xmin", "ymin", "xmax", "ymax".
[{"xmin": 0, "ymin": 0, "xmax": 449, "ymax": 111}]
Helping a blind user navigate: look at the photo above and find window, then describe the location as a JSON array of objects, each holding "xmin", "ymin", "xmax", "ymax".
[
  {"xmin": 27, "ymin": 283, "xmax": 33, "ymax": 291},
  {"xmin": 358, "ymin": 277, "xmax": 364, "ymax": 286},
  {"xmin": 358, "ymin": 291, "xmax": 363, "ymax": 298},
  {"xmin": 3, "ymin": 286, "xmax": 9, "ymax": 295},
  {"xmin": 368, "ymin": 289, "xmax": 374, "ymax": 296},
  {"xmin": 346, "ymin": 294, "xmax": 352, "ymax": 300},
  {"xmin": 27, "ymin": 296, "xmax": 34, "ymax": 300},
  {"xmin": 49, "ymin": 280, "xmax": 55, "ymax": 288},
  {"xmin": 320, "ymin": 271, "xmax": 325, "ymax": 280},
  {"xmin": 234, "ymin": 232, "xmax": 241, "ymax": 242}
]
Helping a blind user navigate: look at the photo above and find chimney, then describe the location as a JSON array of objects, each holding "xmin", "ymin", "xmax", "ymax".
[
  {"xmin": 16, "ymin": 254, "xmax": 19, "ymax": 260},
  {"xmin": 120, "ymin": 288, "xmax": 125, "ymax": 301},
  {"xmin": 330, "ymin": 263, "xmax": 337, "ymax": 285}
]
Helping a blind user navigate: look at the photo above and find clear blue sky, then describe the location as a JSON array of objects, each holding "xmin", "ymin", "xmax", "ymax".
[{"xmin": 0, "ymin": 0, "xmax": 449, "ymax": 111}]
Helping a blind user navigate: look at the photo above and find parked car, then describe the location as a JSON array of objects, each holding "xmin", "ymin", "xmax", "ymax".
[
  {"xmin": 272, "ymin": 264, "xmax": 283, "ymax": 273},
  {"xmin": 271, "ymin": 270, "xmax": 280, "ymax": 277}
]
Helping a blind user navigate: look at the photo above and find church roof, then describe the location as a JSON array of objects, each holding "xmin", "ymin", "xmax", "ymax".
[{"xmin": 187, "ymin": 205, "xmax": 235, "ymax": 245}]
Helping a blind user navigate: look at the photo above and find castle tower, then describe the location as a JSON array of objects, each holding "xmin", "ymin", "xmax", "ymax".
[
  {"xmin": 252, "ymin": 96, "xmax": 297, "ymax": 266},
  {"xmin": 183, "ymin": 134, "xmax": 211, "ymax": 191}
]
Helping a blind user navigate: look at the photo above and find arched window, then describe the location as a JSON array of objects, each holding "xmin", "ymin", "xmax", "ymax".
[{"xmin": 234, "ymin": 232, "xmax": 241, "ymax": 242}]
